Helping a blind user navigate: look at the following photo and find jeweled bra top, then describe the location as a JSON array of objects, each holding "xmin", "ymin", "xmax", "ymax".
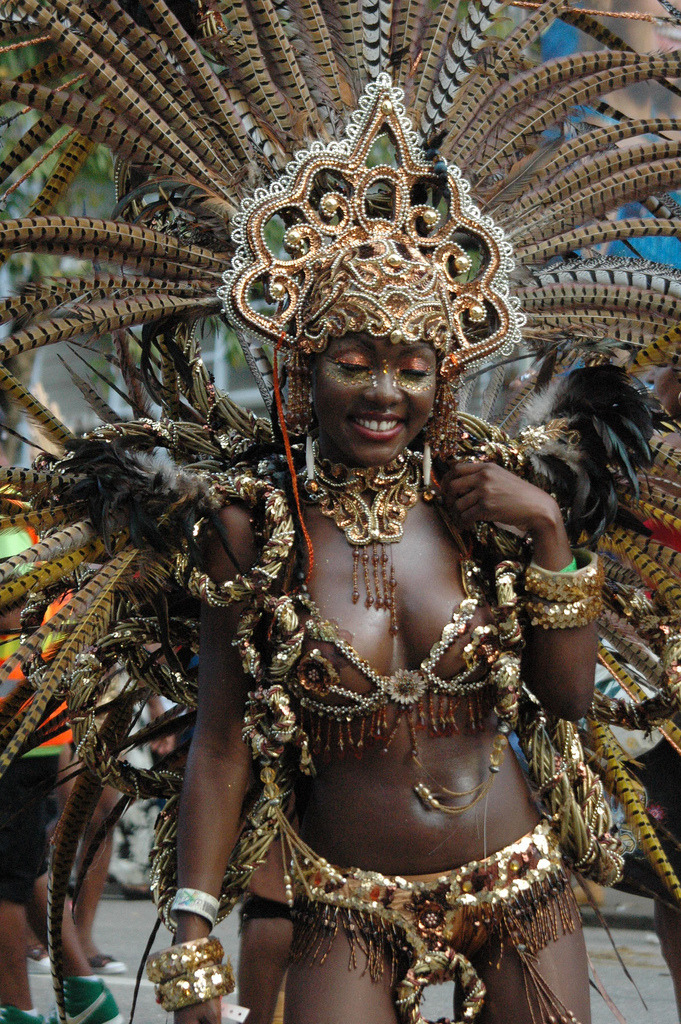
[{"xmin": 288, "ymin": 558, "xmax": 511, "ymax": 757}]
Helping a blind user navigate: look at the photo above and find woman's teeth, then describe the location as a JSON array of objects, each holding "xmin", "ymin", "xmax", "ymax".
[{"xmin": 355, "ymin": 417, "xmax": 399, "ymax": 432}]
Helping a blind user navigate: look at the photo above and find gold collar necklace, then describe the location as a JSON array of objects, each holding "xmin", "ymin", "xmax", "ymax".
[
  {"xmin": 304, "ymin": 441, "xmax": 422, "ymax": 632},
  {"xmin": 304, "ymin": 440, "xmax": 421, "ymax": 545}
]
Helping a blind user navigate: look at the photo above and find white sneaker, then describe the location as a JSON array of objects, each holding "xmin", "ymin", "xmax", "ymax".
[
  {"xmin": 26, "ymin": 949, "xmax": 51, "ymax": 975},
  {"xmin": 87, "ymin": 956, "xmax": 126, "ymax": 976}
]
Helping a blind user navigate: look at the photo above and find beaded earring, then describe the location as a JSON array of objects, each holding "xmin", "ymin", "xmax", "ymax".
[
  {"xmin": 285, "ymin": 351, "xmax": 313, "ymax": 434},
  {"xmin": 427, "ymin": 380, "xmax": 460, "ymax": 460}
]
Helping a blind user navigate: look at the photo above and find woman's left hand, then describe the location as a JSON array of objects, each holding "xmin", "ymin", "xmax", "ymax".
[{"xmin": 439, "ymin": 461, "xmax": 562, "ymax": 539}]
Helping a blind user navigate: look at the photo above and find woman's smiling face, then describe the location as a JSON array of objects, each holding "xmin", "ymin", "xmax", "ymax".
[{"xmin": 312, "ymin": 333, "xmax": 437, "ymax": 467}]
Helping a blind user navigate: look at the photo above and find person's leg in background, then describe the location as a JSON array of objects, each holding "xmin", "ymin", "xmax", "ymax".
[{"xmin": 238, "ymin": 837, "xmax": 293, "ymax": 1024}]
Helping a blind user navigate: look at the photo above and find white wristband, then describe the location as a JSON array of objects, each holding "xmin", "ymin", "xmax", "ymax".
[{"xmin": 171, "ymin": 887, "xmax": 220, "ymax": 927}]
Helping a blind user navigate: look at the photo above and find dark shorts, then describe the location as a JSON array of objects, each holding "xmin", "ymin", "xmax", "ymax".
[
  {"xmin": 618, "ymin": 733, "xmax": 681, "ymax": 906},
  {"xmin": 632, "ymin": 734, "xmax": 681, "ymax": 877},
  {"xmin": 0, "ymin": 753, "xmax": 59, "ymax": 905}
]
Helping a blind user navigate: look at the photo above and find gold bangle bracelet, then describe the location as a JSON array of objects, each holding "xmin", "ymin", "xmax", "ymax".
[
  {"xmin": 146, "ymin": 936, "xmax": 225, "ymax": 984},
  {"xmin": 525, "ymin": 550, "xmax": 603, "ymax": 602},
  {"xmin": 155, "ymin": 961, "xmax": 235, "ymax": 1012},
  {"xmin": 526, "ymin": 594, "xmax": 602, "ymax": 629}
]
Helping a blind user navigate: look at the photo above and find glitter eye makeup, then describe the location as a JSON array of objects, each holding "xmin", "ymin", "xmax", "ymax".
[
  {"xmin": 395, "ymin": 370, "xmax": 435, "ymax": 392},
  {"xmin": 322, "ymin": 355, "xmax": 376, "ymax": 388},
  {"xmin": 394, "ymin": 357, "xmax": 436, "ymax": 393},
  {"xmin": 320, "ymin": 344, "xmax": 436, "ymax": 393}
]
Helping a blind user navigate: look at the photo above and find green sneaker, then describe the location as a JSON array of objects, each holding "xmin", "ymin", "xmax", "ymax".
[
  {"xmin": 0, "ymin": 1011, "xmax": 45, "ymax": 1024},
  {"xmin": 45, "ymin": 978, "xmax": 122, "ymax": 1024}
]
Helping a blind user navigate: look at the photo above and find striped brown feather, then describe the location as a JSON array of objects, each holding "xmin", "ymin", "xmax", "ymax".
[
  {"xmin": 48, "ymin": 770, "xmax": 104, "ymax": 1013},
  {"xmin": 28, "ymin": 134, "xmax": 95, "ymax": 217},
  {"xmin": 319, "ymin": 0, "xmax": 367, "ymax": 84},
  {"xmin": 392, "ymin": 0, "xmax": 431, "ymax": 89},
  {"xmin": 0, "ymin": 548, "xmax": 136, "ymax": 776},
  {"xmin": 445, "ymin": 0, "xmax": 565, "ymax": 150},
  {"xmin": 648, "ymin": 440, "xmax": 681, "ymax": 479},
  {"xmin": 93, "ymin": 0, "xmax": 238, "ymax": 169},
  {"xmin": 419, "ymin": 0, "xmax": 506, "ymax": 137},
  {"xmin": 0, "ymin": 73, "xmax": 96, "ymax": 192},
  {"xmin": 0, "ymin": 216, "xmax": 226, "ymax": 269},
  {"xmin": 470, "ymin": 54, "xmax": 681, "ymax": 172},
  {"xmin": 0, "ymin": 466, "xmax": 77, "ymax": 494},
  {"xmin": 133, "ymin": 0, "xmax": 273, "ymax": 164},
  {"xmin": 276, "ymin": 0, "xmax": 352, "ymax": 109},
  {"xmin": 629, "ymin": 323, "xmax": 681, "ymax": 373},
  {"xmin": 56, "ymin": 355, "xmax": 120, "ymax": 425},
  {"xmin": 411, "ymin": 0, "xmax": 459, "ymax": 114},
  {"xmin": 361, "ymin": 0, "xmax": 393, "ymax": 81},
  {"xmin": 0, "ymin": 523, "xmax": 97, "ymax": 586},
  {"xmin": 473, "ymin": 50, "xmax": 660, "ymax": 161},
  {"xmin": 11, "ymin": 51, "xmax": 73, "ymax": 86},
  {"xmin": 38, "ymin": 0, "xmax": 238, "ymax": 177},
  {"xmin": 517, "ymin": 284, "xmax": 680, "ymax": 320},
  {"xmin": 16, "ymin": 0, "xmax": 231, "ymax": 185},
  {"xmin": 530, "ymin": 119, "xmax": 681, "ymax": 190},
  {"xmin": 0, "ymin": 294, "xmax": 220, "ymax": 362},
  {"xmin": 48, "ymin": 693, "xmax": 136, "ymax": 1002},
  {"xmin": 600, "ymin": 619, "xmax": 666, "ymax": 692},
  {"xmin": 0, "ymin": 274, "xmax": 209, "ymax": 326},
  {"xmin": 562, "ymin": 7, "xmax": 681, "ymax": 107},
  {"xmin": 0, "ymin": 505, "xmax": 83, "ymax": 534},
  {"xmin": 0, "ymin": 113, "xmax": 63, "ymax": 187},
  {"xmin": 510, "ymin": 159, "xmax": 681, "ymax": 243},
  {"xmin": 0, "ymin": 79, "xmax": 182, "ymax": 177},
  {"xmin": 604, "ymin": 527, "xmax": 681, "ymax": 608},
  {"xmin": 0, "ymin": 365, "xmax": 72, "ymax": 446},
  {"xmin": 507, "ymin": 139, "xmax": 681, "ymax": 222},
  {"xmin": 517, "ymin": 218, "xmax": 681, "ymax": 262},
  {"xmin": 243, "ymin": 0, "xmax": 326, "ymax": 136},
  {"xmin": 0, "ymin": 14, "xmax": 45, "ymax": 41},
  {"xmin": 0, "ymin": 538, "xmax": 108, "ymax": 613},
  {"xmin": 521, "ymin": 316, "xmax": 663, "ymax": 348},
  {"xmin": 208, "ymin": 1, "xmax": 295, "ymax": 134}
]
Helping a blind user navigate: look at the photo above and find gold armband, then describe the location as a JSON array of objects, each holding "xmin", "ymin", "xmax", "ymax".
[
  {"xmin": 146, "ymin": 936, "xmax": 225, "ymax": 984},
  {"xmin": 525, "ymin": 550, "xmax": 603, "ymax": 602},
  {"xmin": 155, "ymin": 962, "xmax": 235, "ymax": 1012},
  {"xmin": 526, "ymin": 594, "xmax": 602, "ymax": 629}
]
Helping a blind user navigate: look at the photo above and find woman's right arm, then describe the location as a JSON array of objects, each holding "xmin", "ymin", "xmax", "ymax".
[{"xmin": 173, "ymin": 507, "xmax": 257, "ymax": 1023}]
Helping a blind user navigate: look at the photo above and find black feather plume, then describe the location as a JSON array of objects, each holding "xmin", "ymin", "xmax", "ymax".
[{"xmin": 522, "ymin": 366, "xmax": 657, "ymax": 542}]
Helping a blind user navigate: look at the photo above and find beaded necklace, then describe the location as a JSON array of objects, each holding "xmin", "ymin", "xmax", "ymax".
[{"xmin": 305, "ymin": 445, "xmax": 422, "ymax": 632}]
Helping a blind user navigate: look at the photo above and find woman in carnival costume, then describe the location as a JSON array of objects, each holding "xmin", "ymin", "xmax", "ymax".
[{"xmin": 1, "ymin": 2, "xmax": 681, "ymax": 1023}]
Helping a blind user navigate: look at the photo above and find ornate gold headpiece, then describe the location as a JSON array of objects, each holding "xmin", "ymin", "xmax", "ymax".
[{"xmin": 219, "ymin": 74, "xmax": 523, "ymax": 401}]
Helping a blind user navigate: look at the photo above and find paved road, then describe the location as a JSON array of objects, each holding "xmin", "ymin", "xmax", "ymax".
[{"xmin": 27, "ymin": 890, "xmax": 676, "ymax": 1023}]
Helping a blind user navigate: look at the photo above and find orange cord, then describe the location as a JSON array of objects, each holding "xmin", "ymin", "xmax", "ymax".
[{"xmin": 272, "ymin": 339, "xmax": 315, "ymax": 583}]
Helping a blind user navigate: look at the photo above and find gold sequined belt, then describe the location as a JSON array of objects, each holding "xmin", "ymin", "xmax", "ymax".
[
  {"xmin": 295, "ymin": 818, "xmax": 566, "ymax": 927},
  {"xmin": 291, "ymin": 820, "xmax": 579, "ymax": 1024}
]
